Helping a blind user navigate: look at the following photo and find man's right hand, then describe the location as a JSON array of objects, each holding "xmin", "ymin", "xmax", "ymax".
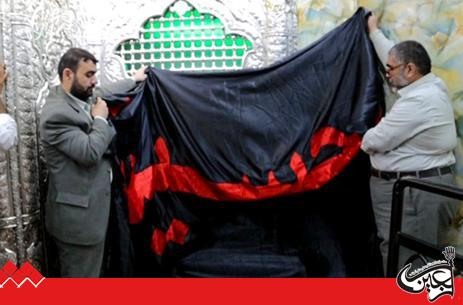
[
  {"xmin": 0, "ymin": 64, "xmax": 8, "ymax": 114},
  {"xmin": 367, "ymin": 13, "xmax": 379, "ymax": 33},
  {"xmin": 91, "ymin": 97, "xmax": 109, "ymax": 119},
  {"xmin": 0, "ymin": 101, "xmax": 6, "ymax": 113},
  {"xmin": 0, "ymin": 64, "xmax": 8, "ymax": 94}
]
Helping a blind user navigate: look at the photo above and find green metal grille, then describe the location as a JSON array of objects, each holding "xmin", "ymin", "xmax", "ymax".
[{"xmin": 115, "ymin": 0, "xmax": 253, "ymax": 74}]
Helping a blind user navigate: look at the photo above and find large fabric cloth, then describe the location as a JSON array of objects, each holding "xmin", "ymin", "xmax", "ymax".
[{"xmin": 107, "ymin": 8, "xmax": 383, "ymax": 276}]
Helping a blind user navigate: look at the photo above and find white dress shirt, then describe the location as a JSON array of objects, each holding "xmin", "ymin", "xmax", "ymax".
[
  {"xmin": 0, "ymin": 113, "xmax": 18, "ymax": 152},
  {"xmin": 361, "ymin": 30, "xmax": 457, "ymax": 171}
]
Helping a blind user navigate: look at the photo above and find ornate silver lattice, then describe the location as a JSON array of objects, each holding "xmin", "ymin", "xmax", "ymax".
[{"xmin": 114, "ymin": 0, "xmax": 255, "ymax": 74}]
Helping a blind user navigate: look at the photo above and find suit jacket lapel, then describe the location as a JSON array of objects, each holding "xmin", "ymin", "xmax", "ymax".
[{"xmin": 57, "ymin": 86, "xmax": 93, "ymax": 128}]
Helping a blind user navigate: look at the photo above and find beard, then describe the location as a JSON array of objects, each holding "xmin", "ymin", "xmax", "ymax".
[
  {"xmin": 70, "ymin": 80, "xmax": 94, "ymax": 101},
  {"xmin": 389, "ymin": 72, "xmax": 410, "ymax": 90}
]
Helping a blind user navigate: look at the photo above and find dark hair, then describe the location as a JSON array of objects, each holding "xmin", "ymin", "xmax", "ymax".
[
  {"xmin": 390, "ymin": 40, "xmax": 431, "ymax": 75},
  {"xmin": 57, "ymin": 48, "xmax": 98, "ymax": 81}
]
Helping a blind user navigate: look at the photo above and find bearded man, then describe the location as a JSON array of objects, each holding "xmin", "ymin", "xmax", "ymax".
[
  {"xmin": 361, "ymin": 15, "xmax": 458, "ymax": 275},
  {"xmin": 40, "ymin": 48, "xmax": 146, "ymax": 277}
]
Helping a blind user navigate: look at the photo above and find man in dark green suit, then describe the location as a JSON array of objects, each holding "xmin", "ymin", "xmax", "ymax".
[{"xmin": 40, "ymin": 48, "xmax": 146, "ymax": 277}]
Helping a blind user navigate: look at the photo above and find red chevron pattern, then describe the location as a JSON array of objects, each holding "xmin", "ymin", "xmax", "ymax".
[{"xmin": 0, "ymin": 260, "xmax": 45, "ymax": 288}]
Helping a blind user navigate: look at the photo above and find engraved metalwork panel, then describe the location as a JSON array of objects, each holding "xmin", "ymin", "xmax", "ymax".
[{"xmin": 0, "ymin": 0, "xmax": 85, "ymax": 270}]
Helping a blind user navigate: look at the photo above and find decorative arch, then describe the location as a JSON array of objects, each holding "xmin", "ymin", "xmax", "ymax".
[{"xmin": 114, "ymin": 0, "xmax": 254, "ymax": 73}]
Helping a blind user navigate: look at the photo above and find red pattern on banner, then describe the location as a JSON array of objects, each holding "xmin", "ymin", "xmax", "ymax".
[
  {"xmin": 109, "ymin": 97, "xmax": 133, "ymax": 118},
  {"xmin": 151, "ymin": 219, "xmax": 190, "ymax": 256},
  {"xmin": 151, "ymin": 229, "xmax": 166, "ymax": 256},
  {"xmin": 123, "ymin": 127, "xmax": 361, "ymax": 224}
]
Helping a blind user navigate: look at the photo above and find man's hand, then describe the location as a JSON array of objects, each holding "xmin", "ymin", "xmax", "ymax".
[
  {"xmin": 133, "ymin": 66, "xmax": 147, "ymax": 82},
  {"xmin": 0, "ymin": 64, "xmax": 8, "ymax": 114},
  {"xmin": 0, "ymin": 64, "xmax": 8, "ymax": 94},
  {"xmin": 91, "ymin": 97, "xmax": 109, "ymax": 119},
  {"xmin": 367, "ymin": 13, "xmax": 379, "ymax": 33},
  {"xmin": 0, "ymin": 101, "xmax": 6, "ymax": 113}
]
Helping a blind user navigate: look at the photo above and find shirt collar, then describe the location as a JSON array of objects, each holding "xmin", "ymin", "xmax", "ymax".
[{"xmin": 397, "ymin": 73, "xmax": 436, "ymax": 97}]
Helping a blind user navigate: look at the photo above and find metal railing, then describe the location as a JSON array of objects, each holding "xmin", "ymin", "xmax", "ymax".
[{"xmin": 387, "ymin": 177, "xmax": 463, "ymax": 277}]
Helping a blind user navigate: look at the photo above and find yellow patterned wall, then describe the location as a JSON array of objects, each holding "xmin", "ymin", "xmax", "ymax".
[{"xmin": 297, "ymin": 0, "xmax": 463, "ymax": 183}]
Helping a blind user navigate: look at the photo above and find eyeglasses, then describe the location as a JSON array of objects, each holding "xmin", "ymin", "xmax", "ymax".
[{"xmin": 386, "ymin": 63, "xmax": 406, "ymax": 73}]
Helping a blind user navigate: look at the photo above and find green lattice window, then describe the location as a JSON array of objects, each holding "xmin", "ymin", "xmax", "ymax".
[{"xmin": 115, "ymin": 0, "xmax": 253, "ymax": 74}]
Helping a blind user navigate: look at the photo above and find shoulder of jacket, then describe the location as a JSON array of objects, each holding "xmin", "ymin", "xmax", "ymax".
[
  {"xmin": 41, "ymin": 97, "xmax": 77, "ymax": 124},
  {"xmin": 406, "ymin": 83, "xmax": 446, "ymax": 102},
  {"xmin": 43, "ymin": 87, "xmax": 73, "ymax": 110}
]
